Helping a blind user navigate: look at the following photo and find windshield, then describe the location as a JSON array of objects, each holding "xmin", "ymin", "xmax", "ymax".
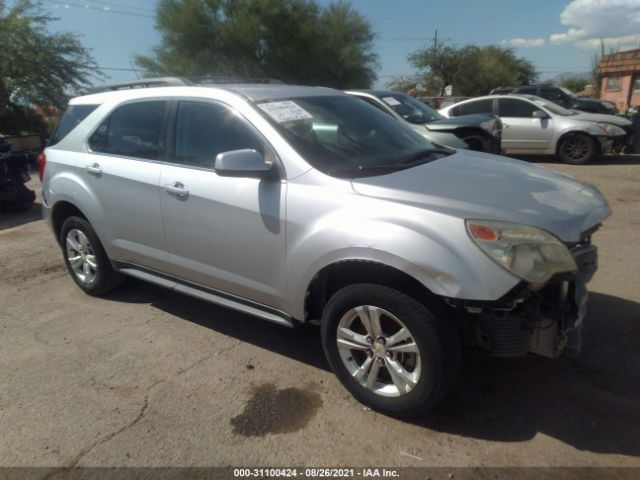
[
  {"xmin": 532, "ymin": 98, "xmax": 575, "ymax": 116},
  {"xmin": 254, "ymin": 95, "xmax": 449, "ymax": 178},
  {"xmin": 558, "ymin": 86, "xmax": 577, "ymax": 98},
  {"xmin": 374, "ymin": 92, "xmax": 445, "ymax": 124}
]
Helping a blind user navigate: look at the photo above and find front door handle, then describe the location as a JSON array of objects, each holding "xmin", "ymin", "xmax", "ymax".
[
  {"xmin": 163, "ymin": 182, "xmax": 189, "ymax": 199},
  {"xmin": 85, "ymin": 163, "xmax": 102, "ymax": 175}
]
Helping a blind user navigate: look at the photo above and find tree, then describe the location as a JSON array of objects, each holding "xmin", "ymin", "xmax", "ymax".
[
  {"xmin": 561, "ymin": 76, "xmax": 589, "ymax": 93},
  {"xmin": 0, "ymin": 0, "xmax": 98, "ymax": 134},
  {"xmin": 135, "ymin": 0, "xmax": 379, "ymax": 89},
  {"xmin": 399, "ymin": 42, "xmax": 537, "ymax": 96}
]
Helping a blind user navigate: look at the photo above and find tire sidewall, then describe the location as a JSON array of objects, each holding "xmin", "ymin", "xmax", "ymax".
[
  {"xmin": 321, "ymin": 284, "xmax": 451, "ymax": 416},
  {"xmin": 59, "ymin": 216, "xmax": 112, "ymax": 295}
]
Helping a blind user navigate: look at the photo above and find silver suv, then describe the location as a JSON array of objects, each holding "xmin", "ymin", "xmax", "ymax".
[{"xmin": 42, "ymin": 79, "xmax": 610, "ymax": 417}]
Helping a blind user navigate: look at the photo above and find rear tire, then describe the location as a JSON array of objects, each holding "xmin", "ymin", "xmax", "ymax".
[
  {"xmin": 558, "ymin": 134, "xmax": 596, "ymax": 164},
  {"xmin": 321, "ymin": 284, "xmax": 460, "ymax": 418},
  {"xmin": 60, "ymin": 216, "xmax": 124, "ymax": 296}
]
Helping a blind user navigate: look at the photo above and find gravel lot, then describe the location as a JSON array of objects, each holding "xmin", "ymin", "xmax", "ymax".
[{"xmin": 1, "ymin": 156, "xmax": 639, "ymax": 473}]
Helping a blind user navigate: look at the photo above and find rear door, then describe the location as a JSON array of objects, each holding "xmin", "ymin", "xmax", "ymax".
[
  {"xmin": 85, "ymin": 100, "xmax": 169, "ymax": 270},
  {"xmin": 159, "ymin": 99, "xmax": 287, "ymax": 308},
  {"xmin": 497, "ymin": 98, "xmax": 554, "ymax": 152}
]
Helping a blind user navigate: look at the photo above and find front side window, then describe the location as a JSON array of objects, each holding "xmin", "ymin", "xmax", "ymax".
[
  {"xmin": 497, "ymin": 98, "xmax": 539, "ymax": 118},
  {"xmin": 634, "ymin": 77, "xmax": 640, "ymax": 91},
  {"xmin": 606, "ymin": 76, "xmax": 621, "ymax": 91},
  {"xmin": 88, "ymin": 101, "xmax": 166, "ymax": 160},
  {"xmin": 255, "ymin": 95, "xmax": 448, "ymax": 178},
  {"xmin": 174, "ymin": 101, "xmax": 264, "ymax": 169}
]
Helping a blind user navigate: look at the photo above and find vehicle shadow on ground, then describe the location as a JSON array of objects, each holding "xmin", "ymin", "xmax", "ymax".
[
  {"xmin": 513, "ymin": 154, "xmax": 640, "ymax": 166},
  {"xmin": 106, "ymin": 282, "xmax": 640, "ymax": 455},
  {"xmin": 106, "ymin": 279, "xmax": 330, "ymax": 371},
  {"xmin": 0, "ymin": 201, "xmax": 42, "ymax": 231}
]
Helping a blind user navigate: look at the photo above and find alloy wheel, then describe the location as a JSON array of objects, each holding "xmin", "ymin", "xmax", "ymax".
[
  {"xmin": 65, "ymin": 228, "xmax": 97, "ymax": 285},
  {"xmin": 336, "ymin": 305, "xmax": 421, "ymax": 397}
]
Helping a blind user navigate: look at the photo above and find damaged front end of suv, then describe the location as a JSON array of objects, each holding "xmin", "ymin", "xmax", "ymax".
[{"xmin": 450, "ymin": 222, "xmax": 601, "ymax": 358}]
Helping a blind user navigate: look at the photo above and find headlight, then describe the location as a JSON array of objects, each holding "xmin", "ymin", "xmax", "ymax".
[
  {"xmin": 596, "ymin": 123, "xmax": 625, "ymax": 136},
  {"xmin": 466, "ymin": 220, "xmax": 577, "ymax": 284}
]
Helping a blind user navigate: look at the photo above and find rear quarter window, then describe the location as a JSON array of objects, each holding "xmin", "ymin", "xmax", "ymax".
[{"xmin": 49, "ymin": 105, "xmax": 99, "ymax": 146}]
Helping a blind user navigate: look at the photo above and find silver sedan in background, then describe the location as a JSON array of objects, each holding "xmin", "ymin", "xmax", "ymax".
[{"xmin": 440, "ymin": 94, "xmax": 633, "ymax": 164}]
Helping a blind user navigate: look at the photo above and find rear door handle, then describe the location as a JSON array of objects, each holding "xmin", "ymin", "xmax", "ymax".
[
  {"xmin": 85, "ymin": 163, "xmax": 102, "ymax": 175},
  {"xmin": 163, "ymin": 182, "xmax": 189, "ymax": 199}
]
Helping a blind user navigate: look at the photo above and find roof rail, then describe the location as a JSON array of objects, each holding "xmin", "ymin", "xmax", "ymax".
[
  {"xmin": 84, "ymin": 77, "xmax": 192, "ymax": 94},
  {"xmin": 187, "ymin": 75, "xmax": 285, "ymax": 85}
]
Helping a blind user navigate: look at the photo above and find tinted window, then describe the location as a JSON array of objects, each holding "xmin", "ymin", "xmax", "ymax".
[
  {"xmin": 455, "ymin": 99, "xmax": 493, "ymax": 116},
  {"xmin": 50, "ymin": 105, "xmax": 98, "ymax": 145},
  {"xmin": 174, "ymin": 102, "xmax": 264, "ymax": 169},
  {"xmin": 516, "ymin": 86, "xmax": 537, "ymax": 95},
  {"xmin": 540, "ymin": 87, "xmax": 569, "ymax": 102},
  {"xmin": 89, "ymin": 101, "xmax": 166, "ymax": 159},
  {"xmin": 497, "ymin": 98, "xmax": 538, "ymax": 117}
]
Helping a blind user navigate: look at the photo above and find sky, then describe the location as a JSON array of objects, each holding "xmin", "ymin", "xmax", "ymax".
[{"xmin": 33, "ymin": 0, "xmax": 640, "ymax": 88}]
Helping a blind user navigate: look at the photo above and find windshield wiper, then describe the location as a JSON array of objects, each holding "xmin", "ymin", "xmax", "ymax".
[{"xmin": 327, "ymin": 149, "xmax": 451, "ymax": 177}]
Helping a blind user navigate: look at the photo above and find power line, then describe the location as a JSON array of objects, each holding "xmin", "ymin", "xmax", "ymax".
[
  {"xmin": 80, "ymin": 0, "xmax": 155, "ymax": 14},
  {"xmin": 48, "ymin": 0, "xmax": 154, "ymax": 18}
]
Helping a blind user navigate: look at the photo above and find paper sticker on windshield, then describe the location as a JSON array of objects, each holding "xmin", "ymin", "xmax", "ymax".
[
  {"xmin": 382, "ymin": 96, "xmax": 402, "ymax": 106},
  {"xmin": 258, "ymin": 101, "xmax": 313, "ymax": 123}
]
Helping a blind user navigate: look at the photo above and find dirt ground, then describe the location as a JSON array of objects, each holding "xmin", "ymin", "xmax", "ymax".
[{"xmin": 0, "ymin": 155, "xmax": 639, "ymax": 473}]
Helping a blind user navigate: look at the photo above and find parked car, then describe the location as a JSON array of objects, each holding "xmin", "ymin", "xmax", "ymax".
[
  {"xmin": 490, "ymin": 85, "xmax": 618, "ymax": 115},
  {"xmin": 42, "ymin": 79, "xmax": 610, "ymax": 416},
  {"xmin": 440, "ymin": 94, "xmax": 633, "ymax": 164},
  {"xmin": 346, "ymin": 89, "xmax": 502, "ymax": 154}
]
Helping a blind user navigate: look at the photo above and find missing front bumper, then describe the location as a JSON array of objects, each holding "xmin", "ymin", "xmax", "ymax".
[{"xmin": 452, "ymin": 245, "xmax": 597, "ymax": 359}]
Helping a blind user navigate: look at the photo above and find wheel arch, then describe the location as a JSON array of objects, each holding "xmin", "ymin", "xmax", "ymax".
[
  {"xmin": 304, "ymin": 260, "xmax": 446, "ymax": 323},
  {"xmin": 51, "ymin": 201, "xmax": 89, "ymax": 245}
]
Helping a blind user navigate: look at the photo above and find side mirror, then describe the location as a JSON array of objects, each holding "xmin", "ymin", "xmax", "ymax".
[
  {"xmin": 532, "ymin": 110, "xmax": 549, "ymax": 119},
  {"xmin": 214, "ymin": 149, "xmax": 276, "ymax": 179}
]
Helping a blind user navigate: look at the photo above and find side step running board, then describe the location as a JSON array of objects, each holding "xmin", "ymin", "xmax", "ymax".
[{"xmin": 118, "ymin": 266, "xmax": 296, "ymax": 329}]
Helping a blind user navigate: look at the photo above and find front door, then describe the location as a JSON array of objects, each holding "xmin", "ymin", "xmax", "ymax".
[
  {"xmin": 497, "ymin": 98, "xmax": 554, "ymax": 152},
  {"xmin": 159, "ymin": 100, "xmax": 287, "ymax": 308}
]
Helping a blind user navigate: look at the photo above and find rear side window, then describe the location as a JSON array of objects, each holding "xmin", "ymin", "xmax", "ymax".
[
  {"xmin": 49, "ymin": 105, "xmax": 98, "ymax": 145},
  {"xmin": 498, "ymin": 98, "xmax": 538, "ymax": 118},
  {"xmin": 453, "ymin": 99, "xmax": 493, "ymax": 116},
  {"xmin": 174, "ymin": 101, "xmax": 264, "ymax": 169},
  {"xmin": 89, "ymin": 101, "xmax": 166, "ymax": 160},
  {"xmin": 516, "ymin": 86, "xmax": 537, "ymax": 95}
]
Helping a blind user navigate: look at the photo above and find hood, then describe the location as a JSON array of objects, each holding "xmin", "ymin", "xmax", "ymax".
[
  {"xmin": 570, "ymin": 111, "xmax": 631, "ymax": 127},
  {"xmin": 351, "ymin": 151, "xmax": 611, "ymax": 242},
  {"xmin": 425, "ymin": 113, "xmax": 498, "ymax": 135}
]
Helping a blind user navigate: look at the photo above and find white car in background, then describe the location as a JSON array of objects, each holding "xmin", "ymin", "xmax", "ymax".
[{"xmin": 440, "ymin": 94, "xmax": 633, "ymax": 164}]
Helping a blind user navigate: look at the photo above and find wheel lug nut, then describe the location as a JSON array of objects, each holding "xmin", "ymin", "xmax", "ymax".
[
  {"xmin": 377, "ymin": 357, "xmax": 385, "ymax": 366},
  {"xmin": 366, "ymin": 336, "xmax": 374, "ymax": 344},
  {"xmin": 377, "ymin": 337, "xmax": 386, "ymax": 345},
  {"xmin": 367, "ymin": 349, "xmax": 373, "ymax": 357}
]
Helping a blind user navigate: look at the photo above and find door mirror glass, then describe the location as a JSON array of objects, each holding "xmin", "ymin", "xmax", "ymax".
[{"xmin": 215, "ymin": 149, "xmax": 275, "ymax": 179}]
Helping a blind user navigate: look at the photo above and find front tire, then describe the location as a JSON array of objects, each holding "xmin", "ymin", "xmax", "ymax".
[
  {"xmin": 321, "ymin": 284, "xmax": 460, "ymax": 417},
  {"xmin": 60, "ymin": 216, "xmax": 124, "ymax": 296},
  {"xmin": 558, "ymin": 134, "xmax": 596, "ymax": 164}
]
